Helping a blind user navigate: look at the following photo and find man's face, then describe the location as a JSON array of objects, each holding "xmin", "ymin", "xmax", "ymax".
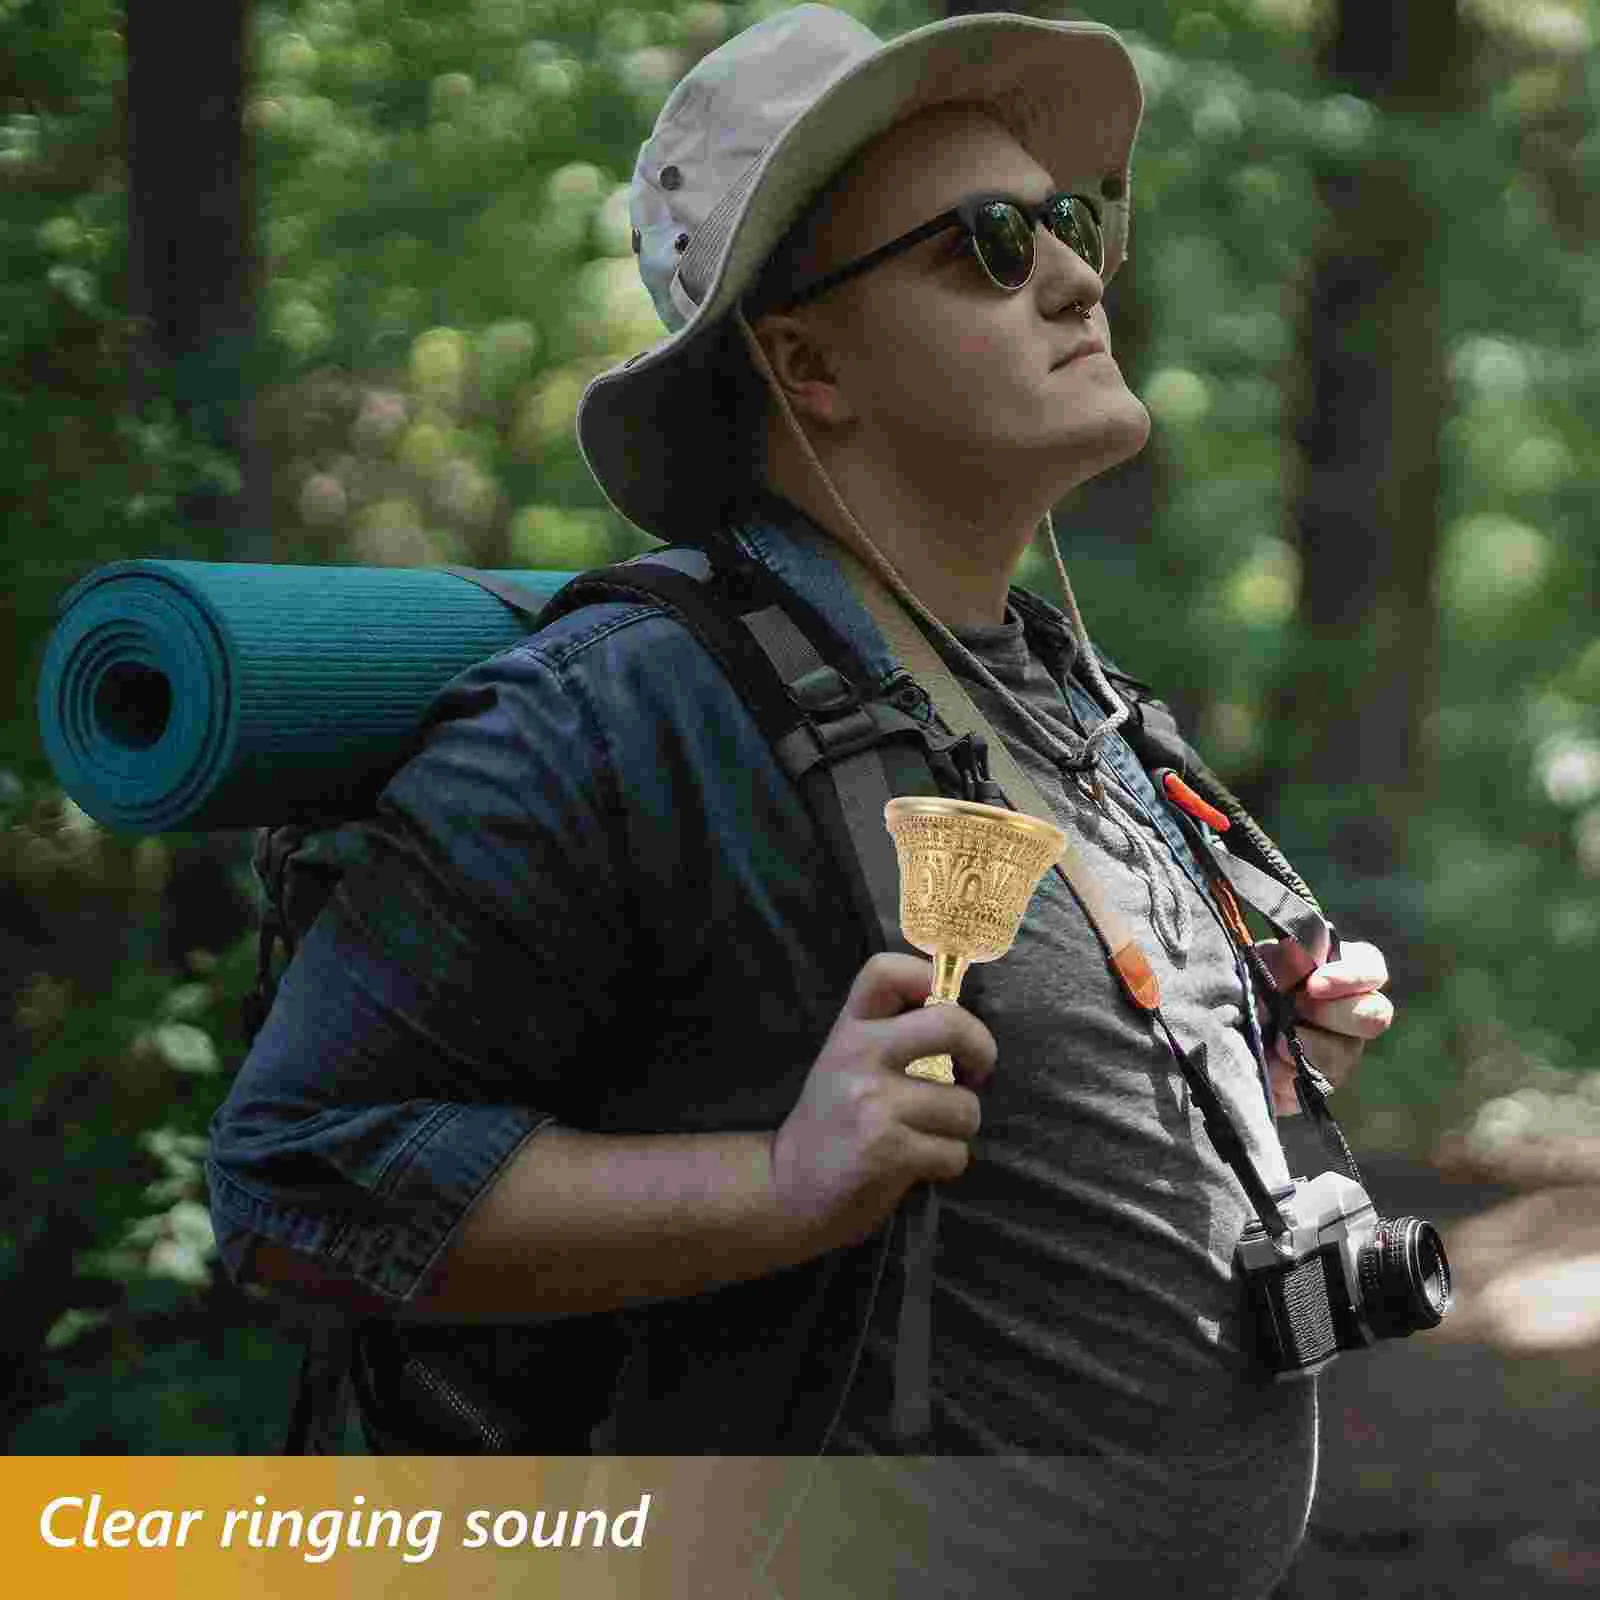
[{"xmin": 778, "ymin": 103, "xmax": 1151, "ymax": 491}]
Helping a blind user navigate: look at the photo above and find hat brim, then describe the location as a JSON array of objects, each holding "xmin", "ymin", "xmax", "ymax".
[{"xmin": 578, "ymin": 12, "xmax": 1144, "ymax": 543}]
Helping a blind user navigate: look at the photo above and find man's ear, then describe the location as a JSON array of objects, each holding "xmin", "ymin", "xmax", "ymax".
[{"xmin": 748, "ymin": 311, "xmax": 856, "ymax": 429}]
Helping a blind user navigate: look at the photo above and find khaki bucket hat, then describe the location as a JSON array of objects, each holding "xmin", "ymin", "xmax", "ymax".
[{"xmin": 575, "ymin": 3, "xmax": 1144, "ymax": 543}]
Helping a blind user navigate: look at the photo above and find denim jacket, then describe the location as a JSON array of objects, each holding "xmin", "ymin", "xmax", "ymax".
[{"xmin": 206, "ymin": 486, "xmax": 1264, "ymax": 1453}]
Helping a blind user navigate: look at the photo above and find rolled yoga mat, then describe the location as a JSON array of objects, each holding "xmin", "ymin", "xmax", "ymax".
[{"xmin": 37, "ymin": 560, "xmax": 579, "ymax": 833}]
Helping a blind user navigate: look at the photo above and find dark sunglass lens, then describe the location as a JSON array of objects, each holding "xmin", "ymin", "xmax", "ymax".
[
  {"xmin": 972, "ymin": 200, "xmax": 1034, "ymax": 288},
  {"xmin": 1048, "ymin": 195, "xmax": 1104, "ymax": 274}
]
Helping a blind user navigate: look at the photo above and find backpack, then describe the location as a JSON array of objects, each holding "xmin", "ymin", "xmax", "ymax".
[{"xmin": 245, "ymin": 533, "xmax": 1320, "ymax": 1455}]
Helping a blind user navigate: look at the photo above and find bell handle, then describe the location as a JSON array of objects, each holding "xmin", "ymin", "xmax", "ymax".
[{"xmin": 904, "ymin": 952, "xmax": 971, "ymax": 1084}]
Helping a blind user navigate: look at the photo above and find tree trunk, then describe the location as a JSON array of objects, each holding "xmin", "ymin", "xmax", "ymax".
[
  {"xmin": 125, "ymin": 0, "xmax": 270, "ymax": 560},
  {"xmin": 1269, "ymin": 0, "xmax": 1474, "ymax": 985},
  {"xmin": 124, "ymin": 1, "xmax": 262, "ymax": 979}
]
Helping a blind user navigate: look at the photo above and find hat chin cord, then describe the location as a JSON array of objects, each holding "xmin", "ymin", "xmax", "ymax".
[{"xmin": 730, "ymin": 303, "xmax": 1132, "ymax": 764}]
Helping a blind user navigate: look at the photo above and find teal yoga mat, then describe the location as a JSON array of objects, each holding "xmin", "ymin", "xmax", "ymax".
[{"xmin": 37, "ymin": 561, "xmax": 579, "ymax": 833}]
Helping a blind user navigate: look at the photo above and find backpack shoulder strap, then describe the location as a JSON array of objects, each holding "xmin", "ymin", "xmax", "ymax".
[
  {"xmin": 506, "ymin": 546, "xmax": 961, "ymax": 965},
  {"xmin": 467, "ymin": 548, "xmax": 966, "ymax": 1454}
]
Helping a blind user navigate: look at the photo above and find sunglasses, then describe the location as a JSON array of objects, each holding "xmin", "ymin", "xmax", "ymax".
[{"xmin": 764, "ymin": 190, "xmax": 1105, "ymax": 313}]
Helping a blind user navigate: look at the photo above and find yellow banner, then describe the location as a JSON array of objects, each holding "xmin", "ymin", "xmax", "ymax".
[
  {"xmin": 6, "ymin": 1453, "xmax": 1167, "ymax": 1596},
  {"xmin": 3, "ymin": 1455, "xmax": 930, "ymax": 1599}
]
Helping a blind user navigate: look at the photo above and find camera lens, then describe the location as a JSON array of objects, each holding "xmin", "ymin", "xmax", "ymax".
[{"xmin": 1356, "ymin": 1216, "xmax": 1452, "ymax": 1337}]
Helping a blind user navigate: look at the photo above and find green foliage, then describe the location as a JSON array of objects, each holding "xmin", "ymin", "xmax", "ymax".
[
  {"xmin": 10, "ymin": 1320, "xmax": 305, "ymax": 1454},
  {"xmin": 1, "ymin": 778, "xmax": 269, "ymax": 1448},
  {"xmin": 241, "ymin": 0, "xmax": 948, "ymax": 581}
]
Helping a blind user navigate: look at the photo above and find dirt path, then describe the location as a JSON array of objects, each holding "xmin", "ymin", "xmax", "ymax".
[{"xmin": 1275, "ymin": 1152, "xmax": 1600, "ymax": 1597}]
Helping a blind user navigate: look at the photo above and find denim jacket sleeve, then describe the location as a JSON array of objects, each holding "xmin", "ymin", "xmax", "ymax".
[{"xmin": 205, "ymin": 637, "xmax": 643, "ymax": 1305}]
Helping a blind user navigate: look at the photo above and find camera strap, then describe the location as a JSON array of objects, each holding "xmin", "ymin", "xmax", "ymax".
[{"xmin": 1153, "ymin": 791, "xmax": 1368, "ymax": 1196}]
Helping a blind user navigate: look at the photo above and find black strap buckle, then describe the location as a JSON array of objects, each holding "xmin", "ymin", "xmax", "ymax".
[
  {"xmin": 787, "ymin": 664, "xmax": 858, "ymax": 716},
  {"xmin": 784, "ymin": 663, "xmax": 890, "ymax": 763}
]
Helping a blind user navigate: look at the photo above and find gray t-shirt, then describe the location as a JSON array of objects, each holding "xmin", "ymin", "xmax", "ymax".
[{"xmin": 823, "ymin": 605, "xmax": 1317, "ymax": 1599}]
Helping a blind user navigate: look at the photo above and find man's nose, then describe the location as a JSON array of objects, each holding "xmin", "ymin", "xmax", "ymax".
[{"xmin": 1034, "ymin": 220, "xmax": 1104, "ymax": 311}]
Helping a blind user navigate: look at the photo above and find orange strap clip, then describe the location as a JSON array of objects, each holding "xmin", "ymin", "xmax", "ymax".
[
  {"xmin": 1162, "ymin": 771, "xmax": 1230, "ymax": 833},
  {"xmin": 1210, "ymin": 876, "xmax": 1255, "ymax": 951},
  {"xmin": 1109, "ymin": 940, "xmax": 1160, "ymax": 1012}
]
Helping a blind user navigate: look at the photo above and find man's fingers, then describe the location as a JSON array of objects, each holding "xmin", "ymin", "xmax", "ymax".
[
  {"xmin": 1293, "ymin": 989, "xmax": 1394, "ymax": 1040},
  {"xmin": 1264, "ymin": 938, "xmax": 1392, "ymax": 1117},
  {"xmin": 1302, "ymin": 940, "xmax": 1390, "ymax": 999},
  {"xmin": 1256, "ymin": 937, "xmax": 1391, "ymax": 1000},
  {"xmin": 898, "ymin": 1081, "xmax": 983, "ymax": 1141}
]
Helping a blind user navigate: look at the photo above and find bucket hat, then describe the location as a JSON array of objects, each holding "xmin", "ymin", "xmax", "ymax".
[{"xmin": 575, "ymin": 3, "xmax": 1144, "ymax": 543}]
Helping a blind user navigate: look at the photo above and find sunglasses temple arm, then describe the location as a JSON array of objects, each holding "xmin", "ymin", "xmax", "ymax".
[{"xmin": 770, "ymin": 211, "xmax": 963, "ymax": 312}]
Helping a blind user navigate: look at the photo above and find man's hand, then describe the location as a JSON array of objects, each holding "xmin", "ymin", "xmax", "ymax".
[
  {"xmin": 771, "ymin": 953, "xmax": 998, "ymax": 1252},
  {"xmin": 1252, "ymin": 937, "xmax": 1393, "ymax": 1116}
]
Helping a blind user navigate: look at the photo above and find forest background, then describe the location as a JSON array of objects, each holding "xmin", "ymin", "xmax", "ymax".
[{"xmin": 2, "ymin": 0, "xmax": 1597, "ymax": 1455}]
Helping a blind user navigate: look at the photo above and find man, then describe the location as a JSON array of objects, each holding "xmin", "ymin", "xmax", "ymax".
[{"xmin": 207, "ymin": 6, "xmax": 1394, "ymax": 1594}]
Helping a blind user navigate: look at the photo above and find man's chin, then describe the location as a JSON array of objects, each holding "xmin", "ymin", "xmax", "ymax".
[
  {"xmin": 1041, "ymin": 400, "xmax": 1153, "ymax": 489},
  {"xmin": 1108, "ymin": 398, "xmax": 1154, "ymax": 465}
]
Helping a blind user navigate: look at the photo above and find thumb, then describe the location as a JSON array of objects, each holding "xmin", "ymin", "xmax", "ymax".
[{"xmin": 1254, "ymin": 936, "xmax": 1317, "ymax": 993}]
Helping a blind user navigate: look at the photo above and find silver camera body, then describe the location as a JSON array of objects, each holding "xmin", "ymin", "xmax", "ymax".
[{"xmin": 1235, "ymin": 1170, "xmax": 1452, "ymax": 1378}]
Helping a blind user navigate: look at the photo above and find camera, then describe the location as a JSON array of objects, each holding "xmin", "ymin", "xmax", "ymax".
[{"xmin": 1236, "ymin": 1170, "xmax": 1452, "ymax": 1378}]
